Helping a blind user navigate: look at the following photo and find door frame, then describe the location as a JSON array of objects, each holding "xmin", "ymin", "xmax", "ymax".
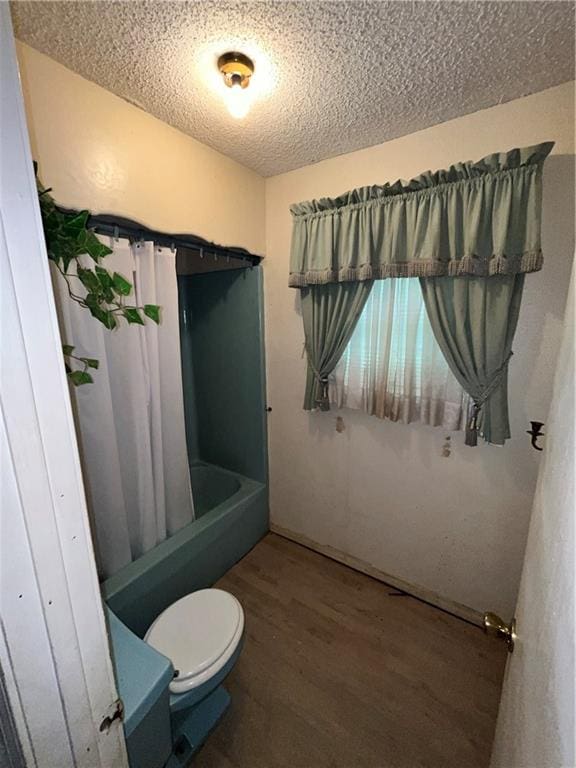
[{"xmin": 0, "ymin": 7, "xmax": 128, "ymax": 767}]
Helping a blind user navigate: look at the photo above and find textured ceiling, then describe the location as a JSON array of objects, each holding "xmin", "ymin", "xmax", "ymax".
[{"xmin": 11, "ymin": 1, "xmax": 575, "ymax": 177}]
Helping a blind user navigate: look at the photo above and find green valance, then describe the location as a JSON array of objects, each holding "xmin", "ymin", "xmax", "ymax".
[{"xmin": 289, "ymin": 142, "xmax": 554, "ymax": 288}]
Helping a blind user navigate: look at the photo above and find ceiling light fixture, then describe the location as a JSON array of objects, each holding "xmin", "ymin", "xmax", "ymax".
[{"xmin": 218, "ymin": 51, "xmax": 254, "ymax": 119}]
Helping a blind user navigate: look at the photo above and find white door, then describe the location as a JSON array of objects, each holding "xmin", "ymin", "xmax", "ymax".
[
  {"xmin": 0, "ymin": 7, "xmax": 128, "ymax": 767},
  {"xmin": 490, "ymin": 265, "xmax": 575, "ymax": 768}
]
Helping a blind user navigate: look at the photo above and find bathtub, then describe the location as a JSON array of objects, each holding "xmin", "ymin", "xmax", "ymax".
[
  {"xmin": 102, "ymin": 461, "xmax": 268, "ymax": 636},
  {"xmin": 191, "ymin": 463, "xmax": 242, "ymax": 518}
]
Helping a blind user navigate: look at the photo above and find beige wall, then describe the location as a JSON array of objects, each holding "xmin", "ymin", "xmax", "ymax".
[
  {"xmin": 16, "ymin": 42, "xmax": 265, "ymax": 255},
  {"xmin": 490, "ymin": 268, "xmax": 575, "ymax": 768},
  {"xmin": 264, "ymin": 82, "xmax": 575, "ymax": 618}
]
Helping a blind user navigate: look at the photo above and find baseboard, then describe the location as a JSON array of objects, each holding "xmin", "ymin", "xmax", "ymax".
[{"xmin": 270, "ymin": 523, "xmax": 484, "ymax": 627}]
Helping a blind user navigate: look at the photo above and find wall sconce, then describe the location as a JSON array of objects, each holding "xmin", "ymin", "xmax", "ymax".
[{"xmin": 218, "ymin": 52, "xmax": 254, "ymax": 119}]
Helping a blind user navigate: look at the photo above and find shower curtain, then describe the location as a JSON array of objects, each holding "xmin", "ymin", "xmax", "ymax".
[{"xmin": 52, "ymin": 238, "xmax": 195, "ymax": 578}]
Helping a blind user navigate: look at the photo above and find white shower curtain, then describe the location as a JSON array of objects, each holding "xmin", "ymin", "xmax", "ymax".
[{"xmin": 52, "ymin": 238, "xmax": 195, "ymax": 578}]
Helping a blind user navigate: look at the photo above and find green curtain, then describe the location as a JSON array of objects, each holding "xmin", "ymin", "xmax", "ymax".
[
  {"xmin": 419, "ymin": 274, "xmax": 525, "ymax": 445},
  {"xmin": 301, "ymin": 281, "xmax": 373, "ymax": 410},
  {"xmin": 289, "ymin": 143, "xmax": 553, "ymax": 288},
  {"xmin": 291, "ymin": 142, "xmax": 552, "ymax": 441}
]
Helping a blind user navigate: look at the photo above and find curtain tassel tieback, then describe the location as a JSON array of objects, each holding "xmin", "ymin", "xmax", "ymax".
[
  {"xmin": 465, "ymin": 403, "xmax": 482, "ymax": 447},
  {"xmin": 305, "ymin": 350, "xmax": 331, "ymax": 411},
  {"xmin": 316, "ymin": 376, "xmax": 330, "ymax": 411},
  {"xmin": 465, "ymin": 352, "xmax": 514, "ymax": 447}
]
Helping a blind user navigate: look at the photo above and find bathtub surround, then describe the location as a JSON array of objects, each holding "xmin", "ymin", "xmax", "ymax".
[
  {"xmin": 102, "ymin": 252, "xmax": 269, "ymax": 761},
  {"xmin": 52, "ymin": 238, "xmax": 195, "ymax": 577},
  {"xmin": 104, "ymin": 263, "xmax": 269, "ymax": 636},
  {"xmin": 178, "ymin": 267, "xmax": 268, "ymax": 486}
]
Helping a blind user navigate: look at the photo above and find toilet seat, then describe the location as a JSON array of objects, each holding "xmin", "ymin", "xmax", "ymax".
[{"xmin": 145, "ymin": 589, "xmax": 244, "ymax": 695}]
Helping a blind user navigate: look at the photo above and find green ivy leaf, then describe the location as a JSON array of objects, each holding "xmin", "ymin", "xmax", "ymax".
[
  {"xmin": 123, "ymin": 308, "xmax": 145, "ymax": 325},
  {"xmin": 84, "ymin": 231, "xmax": 112, "ymax": 261},
  {"xmin": 63, "ymin": 211, "xmax": 90, "ymax": 236},
  {"xmin": 77, "ymin": 267, "xmax": 102, "ymax": 294},
  {"xmin": 103, "ymin": 312, "xmax": 117, "ymax": 330},
  {"xmin": 62, "ymin": 344, "xmax": 75, "ymax": 356},
  {"xmin": 112, "ymin": 272, "xmax": 132, "ymax": 296},
  {"xmin": 59, "ymin": 240, "xmax": 78, "ymax": 272},
  {"xmin": 144, "ymin": 304, "xmax": 160, "ymax": 324},
  {"xmin": 76, "ymin": 230, "xmax": 88, "ymax": 249},
  {"xmin": 84, "ymin": 292, "xmax": 100, "ymax": 309},
  {"xmin": 95, "ymin": 265, "xmax": 113, "ymax": 289},
  {"xmin": 69, "ymin": 370, "xmax": 93, "ymax": 386},
  {"xmin": 89, "ymin": 304, "xmax": 117, "ymax": 330},
  {"xmin": 79, "ymin": 357, "xmax": 99, "ymax": 369}
]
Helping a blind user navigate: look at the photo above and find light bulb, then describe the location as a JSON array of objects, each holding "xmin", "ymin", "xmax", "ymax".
[{"xmin": 225, "ymin": 82, "xmax": 250, "ymax": 119}]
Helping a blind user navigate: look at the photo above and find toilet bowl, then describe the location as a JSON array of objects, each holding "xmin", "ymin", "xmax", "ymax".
[
  {"xmin": 145, "ymin": 588, "xmax": 244, "ymax": 696},
  {"xmin": 143, "ymin": 588, "xmax": 245, "ymax": 765}
]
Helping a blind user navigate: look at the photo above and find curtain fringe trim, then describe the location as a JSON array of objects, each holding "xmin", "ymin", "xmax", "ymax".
[{"xmin": 289, "ymin": 251, "xmax": 543, "ymax": 287}]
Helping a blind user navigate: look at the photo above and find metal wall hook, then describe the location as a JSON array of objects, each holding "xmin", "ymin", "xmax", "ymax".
[{"xmin": 527, "ymin": 421, "xmax": 545, "ymax": 451}]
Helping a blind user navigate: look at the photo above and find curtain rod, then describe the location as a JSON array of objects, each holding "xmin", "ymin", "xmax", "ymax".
[{"xmin": 58, "ymin": 207, "xmax": 263, "ymax": 267}]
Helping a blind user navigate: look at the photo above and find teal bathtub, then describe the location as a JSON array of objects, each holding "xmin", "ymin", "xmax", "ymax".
[{"xmin": 102, "ymin": 461, "xmax": 268, "ymax": 637}]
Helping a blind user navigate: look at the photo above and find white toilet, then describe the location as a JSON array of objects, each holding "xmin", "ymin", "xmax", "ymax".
[{"xmin": 145, "ymin": 588, "xmax": 245, "ymax": 696}]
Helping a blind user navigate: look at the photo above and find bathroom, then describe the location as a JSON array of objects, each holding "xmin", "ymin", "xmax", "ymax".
[{"xmin": 1, "ymin": 2, "xmax": 575, "ymax": 768}]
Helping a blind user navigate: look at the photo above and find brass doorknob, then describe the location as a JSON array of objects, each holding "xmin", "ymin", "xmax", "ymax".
[{"xmin": 483, "ymin": 612, "xmax": 516, "ymax": 653}]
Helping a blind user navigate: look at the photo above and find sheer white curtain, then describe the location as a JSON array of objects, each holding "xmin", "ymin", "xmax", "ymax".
[
  {"xmin": 332, "ymin": 278, "xmax": 469, "ymax": 430},
  {"xmin": 52, "ymin": 238, "xmax": 194, "ymax": 578}
]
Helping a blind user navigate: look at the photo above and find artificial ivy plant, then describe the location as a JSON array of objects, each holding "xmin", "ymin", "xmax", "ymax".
[{"xmin": 36, "ymin": 168, "xmax": 160, "ymax": 385}]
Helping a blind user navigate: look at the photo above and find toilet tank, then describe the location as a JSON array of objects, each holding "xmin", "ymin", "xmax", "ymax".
[{"xmin": 106, "ymin": 607, "xmax": 173, "ymax": 768}]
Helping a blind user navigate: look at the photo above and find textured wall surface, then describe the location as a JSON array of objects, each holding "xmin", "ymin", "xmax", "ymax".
[
  {"xmin": 11, "ymin": 0, "xmax": 575, "ymax": 176},
  {"xmin": 490, "ymin": 266, "xmax": 574, "ymax": 768},
  {"xmin": 264, "ymin": 83, "xmax": 575, "ymax": 618},
  {"xmin": 17, "ymin": 43, "xmax": 265, "ymax": 255}
]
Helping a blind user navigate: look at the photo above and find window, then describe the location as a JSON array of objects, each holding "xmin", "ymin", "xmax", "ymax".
[{"xmin": 331, "ymin": 279, "xmax": 469, "ymax": 430}]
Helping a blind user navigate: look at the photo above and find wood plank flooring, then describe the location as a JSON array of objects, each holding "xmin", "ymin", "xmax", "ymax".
[{"xmin": 195, "ymin": 534, "xmax": 507, "ymax": 768}]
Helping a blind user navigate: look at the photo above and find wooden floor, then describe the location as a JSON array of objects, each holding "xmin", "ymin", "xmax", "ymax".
[{"xmin": 195, "ymin": 534, "xmax": 506, "ymax": 768}]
